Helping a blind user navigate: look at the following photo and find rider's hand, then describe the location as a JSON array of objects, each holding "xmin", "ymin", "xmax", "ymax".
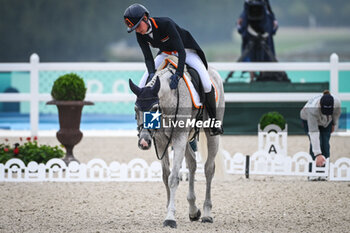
[
  {"xmin": 315, "ymin": 154, "xmax": 326, "ymax": 167},
  {"xmin": 272, "ymin": 20, "xmax": 279, "ymax": 34},
  {"xmin": 169, "ymin": 73, "xmax": 180, "ymax": 89},
  {"xmin": 237, "ymin": 18, "xmax": 243, "ymax": 27}
]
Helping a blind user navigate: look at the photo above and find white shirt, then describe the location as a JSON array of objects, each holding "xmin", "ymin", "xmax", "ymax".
[
  {"xmin": 145, "ymin": 20, "xmax": 153, "ymax": 39},
  {"xmin": 300, "ymin": 94, "xmax": 341, "ymax": 155}
]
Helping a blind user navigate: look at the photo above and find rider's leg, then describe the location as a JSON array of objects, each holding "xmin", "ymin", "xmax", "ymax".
[
  {"xmin": 139, "ymin": 53, "xmax": 168, "ymax": 87},
  {"xmin": 185, "ymin": 50, "xmax": 223, "ymax": 135},
  {"xmin": 185, "ymin": 50, "xmax": 212, "ymax": 93}
]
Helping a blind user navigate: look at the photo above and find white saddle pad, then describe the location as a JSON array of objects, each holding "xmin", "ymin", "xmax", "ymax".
[{"xmin": 157, "ymin": 56, "xmax": 203, "ymax": 108}]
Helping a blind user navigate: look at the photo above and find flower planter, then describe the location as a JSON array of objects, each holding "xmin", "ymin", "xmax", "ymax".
[{"xmin": 47, "ymin": 100, "xmax": 93, "ymax": 165}]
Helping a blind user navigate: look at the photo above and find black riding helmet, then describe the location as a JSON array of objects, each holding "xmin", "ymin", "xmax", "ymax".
[{"xmin": 124, "ymin": 3, "xmax": 149, "ymax": 33}]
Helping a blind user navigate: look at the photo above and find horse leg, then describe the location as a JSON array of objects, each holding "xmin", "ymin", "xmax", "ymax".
[
  {"xmin": 161, "ymin": 154, "xmax": 170, "ymax": 208},
  {"xmin": 154, "ymin": 138, "xmax": 171, "ymax": 208},
  {"xmin": 163, "ymin": 136, "xmax": 187, "ymax": 228},
  {"xmin": 185, "ymin": 144, "xmax": 201, "ymax": 221},
  {"xmin": 202, "ymin": 131, "xmax": 219, "ymax": 223}
]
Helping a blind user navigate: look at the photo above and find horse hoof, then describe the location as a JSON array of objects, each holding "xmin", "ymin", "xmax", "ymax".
[
  {"xmin": 163, "ymin": 220, "xmax": 177, "ymax": 228},
  {"xmin": 201, "ymin": 216, "xmax": 213, "ymax": 223},
  {"xmin": 189, "ymin": 209, "xmax": 201, "ymax": 222}
]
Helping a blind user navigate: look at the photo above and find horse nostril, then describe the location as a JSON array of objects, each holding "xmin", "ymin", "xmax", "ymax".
[{"xmin": 139, "ymin": 138, "xmax": 149, "ymax": 148}]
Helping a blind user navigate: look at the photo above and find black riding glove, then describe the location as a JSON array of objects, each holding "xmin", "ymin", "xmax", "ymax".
[{"xmin": 169, "ymin": 73, "xmax": 180, "ymax": 89}]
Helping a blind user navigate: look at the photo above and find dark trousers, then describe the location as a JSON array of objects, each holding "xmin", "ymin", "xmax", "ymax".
[
  {"xmin": 302, "ymin": 120, "xmax": 332, "ymax": 173},
  {"xmin": 302, "ymin": 120, "xmax": 332, "ymax": 160}
]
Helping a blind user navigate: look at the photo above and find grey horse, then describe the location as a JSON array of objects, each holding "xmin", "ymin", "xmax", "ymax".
[{"xmin": 129, "ymin": 60, "xmax": 225, "ymax": 228}]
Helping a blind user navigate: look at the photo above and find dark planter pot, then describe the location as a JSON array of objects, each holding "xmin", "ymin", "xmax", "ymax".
[{"xmin": 47, "ymin": 100, "xmax": 94, "ymax": 165}]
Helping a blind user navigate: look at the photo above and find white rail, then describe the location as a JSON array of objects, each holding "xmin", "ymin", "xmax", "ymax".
[
  {"xmin": 1, "ymin": 154, "xmax": 349, "ymax": 182},
  {"xmin": 0, "ymin": 53, "xmax": 350, "ymax": 136}
]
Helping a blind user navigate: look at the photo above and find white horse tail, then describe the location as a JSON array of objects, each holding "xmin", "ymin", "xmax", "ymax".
[{"xmin": 198, "ymin": 132, "xmax": 227, "ymax": 181}]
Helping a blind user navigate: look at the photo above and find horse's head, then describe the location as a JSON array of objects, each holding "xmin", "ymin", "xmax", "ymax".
[{"xmin": 129, "ymin": 77, "xmax": 161, "ymax": 150}]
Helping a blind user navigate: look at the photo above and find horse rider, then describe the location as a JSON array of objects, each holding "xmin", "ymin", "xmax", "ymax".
[
  {"xmin": 124, "ymin": 3, "xmax": 223, "ymax": 135},
  {"xmin": 300, "ymin": 90, "xmax": 341, "ymax": 178}
]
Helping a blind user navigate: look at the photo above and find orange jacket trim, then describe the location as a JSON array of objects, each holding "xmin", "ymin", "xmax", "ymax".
[{"xmin": 149, "ymin": 17, "xmax": 158, "ymax": 29}]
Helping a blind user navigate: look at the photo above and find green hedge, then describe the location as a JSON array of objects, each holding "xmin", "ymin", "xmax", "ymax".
[{"xmin": 259, "ymin": 111, "xmax": 286, "ymax": 130}]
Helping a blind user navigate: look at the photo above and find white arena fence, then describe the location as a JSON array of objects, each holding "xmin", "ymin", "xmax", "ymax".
[
  {"xmin": 0, "ymin": 53, "xmax": 350, "ymax": 136},
  {"xmin": 0, "ymin": 152, "xmax": 349, "ymax": 182},
  {"xmin": 2, "ymin": 124, "xmax": 349, "ymax": 182}
]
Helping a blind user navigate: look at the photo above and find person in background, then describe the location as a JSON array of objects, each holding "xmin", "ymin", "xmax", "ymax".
[
  {"xmin": 300, "ymin": 90, "xmax": 341, "ymax": 180},
  {"xmin": 123, "ymin": 3, "xmax": 223, "ymax": 135},
  {"xmin": 237, "ymin": 0, "xmax": 278, "ymax": 81},
  {"xmin": 237, "ymin": 0, "xmax": 278, "ymax": 58}
]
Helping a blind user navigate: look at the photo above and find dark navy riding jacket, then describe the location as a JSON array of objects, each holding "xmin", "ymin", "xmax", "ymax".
[{"xmin": 136, "ymin": 17, "xmax": 208, "ymax": 77}]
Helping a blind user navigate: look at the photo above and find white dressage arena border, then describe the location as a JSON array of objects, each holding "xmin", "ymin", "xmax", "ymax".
[
  {"xmin": 1, "ymin": 125, "xmax": 349, "ymax": 182},
  {"xmin": 223, "ymin": 151, "xmax": 350, "ymax": 181},
  {"xmin": 0, "ymin": 152, "xmax": 349, "ymax": 182},
  {"xmin": 0, "ymin": 158, "xmax": 162, "ymax": 182}
]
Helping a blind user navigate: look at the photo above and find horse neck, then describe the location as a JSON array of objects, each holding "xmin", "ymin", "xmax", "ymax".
[
  {"xmin": 155, "ymin": 68, "xmax": 178, "ymax": 111},
  {"xmin": 147, "ymin": 66, "xmax": 191, "ymax": 112},
  {"xmin": 145, "ymin": 74, "xmax": 158, "ymax": 88}
]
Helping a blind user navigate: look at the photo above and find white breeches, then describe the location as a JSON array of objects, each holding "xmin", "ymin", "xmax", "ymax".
[{"xmin": 139, "ymin": 49, "xmax": 212, "ymax": 93}]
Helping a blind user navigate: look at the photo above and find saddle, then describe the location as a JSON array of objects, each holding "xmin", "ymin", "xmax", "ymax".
[
  {"xmin": 156, "ymin": 55, "xmax": 206, "ymax": 108},
  {"xmin": 187, "ymin": 66, "xmax": 205, "ymax": 104}
]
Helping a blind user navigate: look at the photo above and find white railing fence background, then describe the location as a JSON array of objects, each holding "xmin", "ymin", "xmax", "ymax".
[
  {"xmin": 0, "ymin": 53, "xmax": 350, "ymax": 136},
  {"xmin": 1, "ymin": 151, "xmax": 349, "ymax": 182},
  {"xmin": 2, "ymin": 123, "xmax": 350, "ymax": 182}
]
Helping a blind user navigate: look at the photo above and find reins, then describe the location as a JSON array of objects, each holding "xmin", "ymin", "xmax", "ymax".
[{"xmin": 153, "ymin": 85, "xmax": 180, "ymax": 160}]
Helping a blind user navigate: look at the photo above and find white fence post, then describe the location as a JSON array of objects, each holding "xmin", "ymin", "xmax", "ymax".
[
  {"xmin": 30, "ymin": 53, "xmax": 39, "ymax": 136},
  {"xmin": 330, "ymin": 53, "xmax": 339, "ymax": 95}
]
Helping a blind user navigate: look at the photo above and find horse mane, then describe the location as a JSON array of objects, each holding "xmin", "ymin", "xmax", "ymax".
[{"xmin": 145, "ymin": 65, "xmax": 173, "ymax": 88}]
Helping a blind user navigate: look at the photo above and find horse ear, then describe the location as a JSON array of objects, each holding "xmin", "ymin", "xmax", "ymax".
[
  {"xmin": 151, "ymin": 76, "xmax": 160, "ymax": 95},
  {"xmin": 129, "ymin": 79, "xmax": 141, "ymax": 96}
]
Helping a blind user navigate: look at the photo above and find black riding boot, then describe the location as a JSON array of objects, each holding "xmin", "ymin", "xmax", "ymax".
[{"xmin": 205, "ymin": 87, "xmax": 223, "ymax": 136}]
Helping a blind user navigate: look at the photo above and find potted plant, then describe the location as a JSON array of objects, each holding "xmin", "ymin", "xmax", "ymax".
[
  {"xmin": 259, "ymin": 111, "xmax": 287, "ymax": 132},
  {"xmin": 46, "ymin": 73, "xmax": 93, "ymax": 164}
]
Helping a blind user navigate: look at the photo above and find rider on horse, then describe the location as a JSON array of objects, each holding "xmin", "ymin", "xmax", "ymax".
[{"xmin": 124, "ymin": 3, "xmax": 223, "ymax": 136}]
